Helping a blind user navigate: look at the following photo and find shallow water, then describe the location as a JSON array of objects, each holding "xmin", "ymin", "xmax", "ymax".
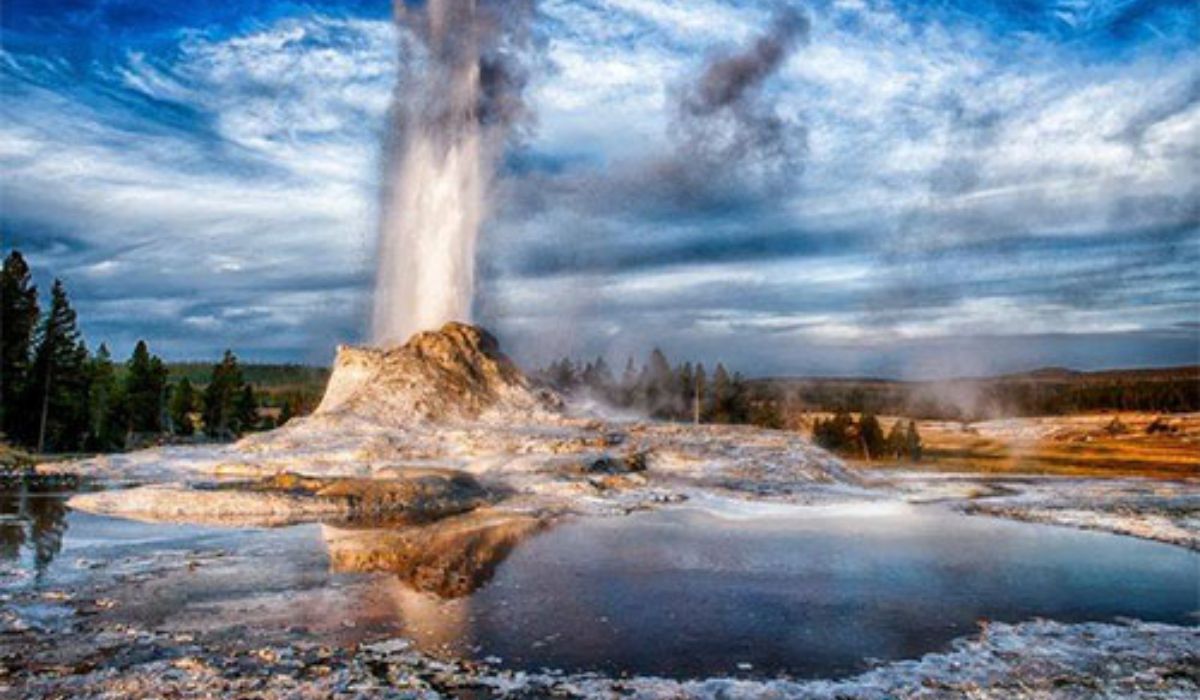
[
  {"xmin": 2, "ymin": 489, "xmax": 1196, "ymax": 680},
  {"xmin": 426, "ymin": 502, "xmax": 1199, "ymax": 679}
]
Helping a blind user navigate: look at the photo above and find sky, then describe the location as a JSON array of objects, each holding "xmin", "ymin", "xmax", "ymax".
[{"xmin": 1, "ymin": 0, "xmax": 1197, "ymax": 378}]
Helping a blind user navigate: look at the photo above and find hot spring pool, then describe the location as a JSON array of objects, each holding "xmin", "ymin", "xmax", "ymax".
[
  {"xmin": 392, "ymin": 501, "xmax": 1198, "ymax": 679},
  {"xmin": 3, "ymin": 491, "xmax": 1196, "ymax": 681}
]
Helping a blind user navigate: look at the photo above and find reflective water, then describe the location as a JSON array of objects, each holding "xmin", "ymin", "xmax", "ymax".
[
  {"xmin": 0, "ymin": 486, "xmax": 68, "ymax": 580},
  {"xmin": 2, "ymin": 491, "xmax": 1196, "ymax": 680},
  {"xmin": 424, "ymin": 503, "xmax": 1199, "ymax": 678}
]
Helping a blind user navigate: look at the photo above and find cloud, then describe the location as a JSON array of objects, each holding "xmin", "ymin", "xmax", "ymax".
[
  {"xmin": 1, "ymin": 14, "xmax": 394, "ymax": 360},
  {"xmin": 2, "ymin": 0, "xmax": 1197, "ymax": 375}
]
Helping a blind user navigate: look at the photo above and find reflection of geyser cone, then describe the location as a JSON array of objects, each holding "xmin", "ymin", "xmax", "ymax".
[
  {"xmin": 320, "ymin": 509, "xmax": 548, "ymax": 598},
  {"xmin": 317, "ymin": 323, "xmax": 560, "ymax": 426}
]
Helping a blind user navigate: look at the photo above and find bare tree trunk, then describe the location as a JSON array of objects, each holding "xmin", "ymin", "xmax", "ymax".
[{"xmin": 693, "ymin": 378, "xmax": 701, "ymax": 424}]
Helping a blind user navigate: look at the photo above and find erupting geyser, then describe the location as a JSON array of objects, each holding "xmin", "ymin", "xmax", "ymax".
[{"xmin": 373, "ymin": 0, "xmax": 531, "ymax": 345}]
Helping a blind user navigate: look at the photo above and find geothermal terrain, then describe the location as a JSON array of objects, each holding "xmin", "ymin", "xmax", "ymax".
[{"xmin": 4, "ymin": 324, "xmax": 1198, "ymax": 698}]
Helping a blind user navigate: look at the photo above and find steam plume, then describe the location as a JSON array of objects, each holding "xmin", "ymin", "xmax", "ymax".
[
  {"xmin": 673, "ymin": 5, "xmax": 809, "ymax": 188},
  {"xmin": 373, "ymin": 0, "xmax": 533, "ymax": 345}
]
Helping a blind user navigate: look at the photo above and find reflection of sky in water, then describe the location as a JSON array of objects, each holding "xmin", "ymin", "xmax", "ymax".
[
  {"xmin": 432, "ymin": 505, "xmax": 1200, "ymax": 679},
  {"xmin": 3, "ymin": 492, "xmax": 1196, "ymax": 681}
]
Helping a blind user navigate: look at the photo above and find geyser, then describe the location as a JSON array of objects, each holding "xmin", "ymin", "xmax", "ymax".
[{"xmin": 373, "ymin": 0, "xmax": 531, "ymax": 345}]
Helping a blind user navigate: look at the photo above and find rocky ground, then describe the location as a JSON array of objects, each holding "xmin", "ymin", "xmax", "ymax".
[
  {"xmin": 11, "ymin": 324, "xmax": 1199, "ymax": 698},
  {"xmin": 5, "ymin": 598, "xmax": 1197, "ymax": 699},
  {"xmin": 3, "ymin": 524, "xmax": 1197, "ymax": 698},
  {"xmin": 873, "ymin": 472, "xmax": 1200, "ymax": 550}
]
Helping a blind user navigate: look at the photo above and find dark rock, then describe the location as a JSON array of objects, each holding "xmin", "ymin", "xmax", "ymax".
[{"xmin": 586, "ymin": 451, "xmax": 648, "ymax": 474}]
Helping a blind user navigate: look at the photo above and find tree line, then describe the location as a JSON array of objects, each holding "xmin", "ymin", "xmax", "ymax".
[
  {"xmin": 811, "ymin": 411, "xmax": 922, "ymax": 461},
  {"xmin": 535, "ymin": 349, "xmax": 782, "ymax": 426},
  {"xmin": 1, "ymin": 251, "xmax": 268, "ymax": 454}
]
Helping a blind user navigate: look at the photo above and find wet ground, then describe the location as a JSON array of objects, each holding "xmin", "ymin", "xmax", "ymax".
[{"xmin": 2, "ymin": 486, "xmax": 1196, "ymax": 687}]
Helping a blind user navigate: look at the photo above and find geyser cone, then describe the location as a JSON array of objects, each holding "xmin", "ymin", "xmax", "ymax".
[{"xmin": 318, "ymin": 322, "xmax": 560, "ymax": 425}]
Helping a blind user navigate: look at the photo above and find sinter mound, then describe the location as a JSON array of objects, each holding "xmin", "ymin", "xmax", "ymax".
[{"xmin": 316, "ymin": 322, "xmax": 559, "ymax": 425}]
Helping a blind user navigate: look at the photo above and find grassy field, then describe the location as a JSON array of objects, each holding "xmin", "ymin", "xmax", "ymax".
[{"xmin": 801, "ymin": 412, "xmax": 1200, "ymax": 480}]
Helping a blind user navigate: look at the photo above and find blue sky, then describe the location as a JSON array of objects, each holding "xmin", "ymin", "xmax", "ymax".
[{"xmin": 2, "ymin": 0, "xmax": 1197, "ymax": 377}]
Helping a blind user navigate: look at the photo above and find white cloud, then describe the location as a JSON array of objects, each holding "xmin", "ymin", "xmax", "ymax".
[{"xmin": 2, "ymin": 2, "xmax": 1196, "ymax": 371}]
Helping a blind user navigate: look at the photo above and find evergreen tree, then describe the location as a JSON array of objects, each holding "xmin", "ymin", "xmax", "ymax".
[
  {"xmin": 581, "ymin": 356, "xmax": 614, "ymax": 393},
  {"xmin": 748, "ymin": 385, "xmax": 784, "ymax": 429},
  {"xmin": 813, "ymin": 410, "xmax": 855, "ymax": 452},
  {"xmin": 124, "ymin": 340, "xmax": 168, "ymax": 434},
  {"xmin": 693, "ymin": 363, "xmax": 707, "ymax": 424},
  {"xmin": 593, "ymin": 356, "xmax": 614, "ymax": 387},
  {"xmin": 619, "ymin": 357, "xmax": 639, "ymax": 403},
  {"xmin": 647, "ymin": 349, "xmax": 672, "ymax": 385},
  {"xmin": 729, "ymin": 371, "xmax": 750, "ymax": 423},
  {"xmin": 279, "ymin": 395, "xmax": 297, "ymax": 426},
  {"xmin": 858, "ymin": 413, "xmax": 885, "ymax": 460},
  {"xmin": 29, "ymin": 280, "xmax": 90, "ymax": 452},
  {"xmin": 905, "ymin": 420, "xmax": 923, "ymax": 461},
  {"xmin": 1, "ymin": 251, "xmax": 39, "ymax": 442},
  {"xmin": 203, "ymin": 350, "xmax": 243, "ymax": 439},
  {"xmin": 169, "ymin": 377, "xmax": 197, "ymax": 436},
  {"xmin": 885, "ymin": 419, "xmax": 906, "ymax": 459},
  {"xmin": 645, "ymin": 348, "xmax": 676, "ymax": 417},
  {"xmin": 677, "ymin": 362, "xmax": 694, "ymax": 421},
  {"xmin": 710, "ymin": 363, "xmax": 733, "ymax": 423},
  {"xmin": 546, "ymin": 357, "xmax": 577, "ymax": 390},
  {"xmin": 811, "ymin": 416, "xmax": 827, "ymax": 446},
  {"xmin": 85, "ymin": 344, "xmax": 122, "ymax": 450},
  {"xmin": 233, "ymin": 384, "xmax": 258, "ymax": 435}
]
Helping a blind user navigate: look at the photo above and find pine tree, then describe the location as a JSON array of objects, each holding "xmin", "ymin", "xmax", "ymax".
[
  {"xmin": 169, "ymin": 377, "xmax": 196, "ymax": 436},
  {"xmin": 29, "ymin": 280, "xmax": 90, "ymax": 452},
  {"xmin": 124, "ymin": 341, "xmax": 167, "ymax": 434},
  {"xmin": 648, "ymin": 349, "xmax": 672, "ymax": 384},
  {"xmin": 619, "ymin": 357, "xmax": 639, "ymax": 404},
  {"xmin": 885, "ymin": 419, "xmax": 906, "ymax": 459},
  {"xmin": 85, "ymin": 344, "xmax": 122, "ymax": 451},
  {"xmin": 233, "ymin": 384, "xmax": 258, "ymax": 435},
  {"xmin": 729, "ymin": 371, "xmax": 750, "ymax": 423},
  {"xmin": 858, "ymin": 413, "xmax": 885, "ymax": 460},
  {"xmin": 813, "ymin": 410, "xmax": 855, "ymax": 452},
  {"xmin": 677, "ymin": 362, "xmax": 694, "ymax": 421},
  {"xmin": 812, "ymin": 416, "xmax": 833, "ymax": 449},
  {"xmin": 1, "ymin": 251, "xmax": 39, "ymax": 442},
  {"xmin": 646, "ymin": 348, "xmax": 675, "ymax": 417},
  {"xmin": 582, "ymin": 356, "xmax": 614, "ymax": 394},
  {"xmin": 710, "ymin": 363, "xmax": 733, "ymax": 423},
  {"xmin": 279, "ymin": 395, "xmax": 296, "ymax": 426},
  {"xmin": 693, "ymin": 363, "xmax": 706, "ymax": 424},
  {"xmin": 547, "ymin": 357, "xmax": 577, "ymax": 390},
  {"xmin": 905, "ymin": 420, "xmax": 923, "ymax": 461},
  {"xmin": 203, "ymin": 350, "xmax": 243, "ymax": 439}
]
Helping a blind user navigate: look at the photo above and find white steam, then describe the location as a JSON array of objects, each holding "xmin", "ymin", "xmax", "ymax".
[{"xmin": 372, "ymin": 0, "xmax": 531, "ymax": 345}]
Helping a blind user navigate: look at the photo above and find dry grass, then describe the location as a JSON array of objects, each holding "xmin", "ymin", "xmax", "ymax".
[{"xmin": 802, "ymin": 412, "xmax": 1200, "ymax": 479}]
